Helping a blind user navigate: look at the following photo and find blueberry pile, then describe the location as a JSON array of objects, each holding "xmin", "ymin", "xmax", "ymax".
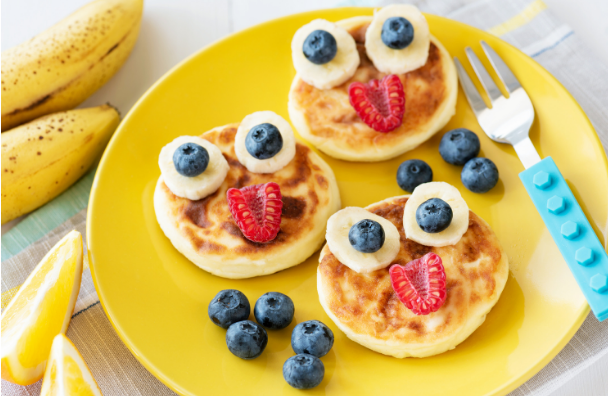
[
  {"xmin": 208, "ymin": 289, "xmax": 333, "ymax": 389},
  {"xmin": 395, "ymin": 128, "xmax": 499, "ymax": 194},
  {"xmin": 286, "ymin": 320, "xmax": 333, "ymax": 389},
  {"xmin": 439, "ymin": 128, "xmax": 499, "ymax": 193}
]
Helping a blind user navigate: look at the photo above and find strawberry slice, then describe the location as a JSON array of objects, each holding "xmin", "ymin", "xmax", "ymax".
[
  {"xmin": 226, "ymin": 182, "xmax": 283, "ymax": 243},
  {"xmin": 389, "ymin": 252, "xmax": 446, "ymax": 315},
  {"xmin": 348, "ymin": 74, "xmax": 405, "ymax": 133}
]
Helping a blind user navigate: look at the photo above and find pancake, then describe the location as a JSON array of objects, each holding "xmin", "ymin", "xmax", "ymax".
[
  {"xmin": 317, "ymin": 196, "xmax": 508, "ymax": 358},
  {"xmin": 154, "ymin": 124, "xmax": 341, "ymax": 279},
  {"xmin": 288, "ymin": 16, "xmax": 458, "ymax": 162}
]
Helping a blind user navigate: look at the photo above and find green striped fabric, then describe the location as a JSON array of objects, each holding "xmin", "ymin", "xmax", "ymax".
[{"xmin": 1, "ymin": 168, "xmax": 96, "ymax": 262}]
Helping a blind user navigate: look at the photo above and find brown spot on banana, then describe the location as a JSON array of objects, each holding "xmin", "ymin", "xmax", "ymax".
[{"xmin": 2, "ymin": 27, "xmax": 133, "ymax": 131}]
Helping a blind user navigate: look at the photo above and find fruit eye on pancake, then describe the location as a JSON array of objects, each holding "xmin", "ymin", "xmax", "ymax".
[
  {"xmin": 159, "ymin": 136, "xmax": 229, "ymax": 200},
  {"xmin": 403, "ymin": 182, "xmax": 469, "ymax": 247},
  {"xmin": 235, "ymin": 111, "xmax": 296, "ymax": 173},
  {"xmin": 365, "ymin": 4, "xmax": 431, "ymax": 74},
  {"xmin": 326, "ymin": 207, "xmax": 400, "ymax": 273},
  {"xmin": 291, "ymin": 19, "xmax": 360, "ymax": 90}
]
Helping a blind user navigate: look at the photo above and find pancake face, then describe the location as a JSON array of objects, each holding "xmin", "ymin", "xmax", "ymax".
[
  {"xmin": 154, "ymin": 124, "xmax": 341, "ymax": 279},
  {"xmin": 288, "ymin": 16, "xmax": 457, "ymax": 162},
  {"xmin": 318, "ymin": 196, "xmax": 508, "ymax": 358}
]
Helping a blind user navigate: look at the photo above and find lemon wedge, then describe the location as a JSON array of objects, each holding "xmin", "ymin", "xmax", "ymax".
[
  {"xmin": 1, "ymin": 230, "xmax": 83, "ymax": 385},
  {"xmin": 40, "ymin": 334, "xmax": 102, "ymax": 396}
]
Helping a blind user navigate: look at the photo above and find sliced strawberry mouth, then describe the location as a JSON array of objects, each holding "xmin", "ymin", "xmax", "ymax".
[
  {"xmin": 226, "ymin": 182, "xmax": 283, "ymax": 243},
  {"xmin": 348, "ymin": 74, "xmax": 406, "ymax": 133},
  {"xmin": 389, "ymin": 252, "xmax": 447, "ymax": 315}
]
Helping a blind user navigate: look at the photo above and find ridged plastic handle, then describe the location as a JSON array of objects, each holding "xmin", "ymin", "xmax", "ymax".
[{"xmin": 520, "ymin": 157, "xmax": 608, "ymax": 321}]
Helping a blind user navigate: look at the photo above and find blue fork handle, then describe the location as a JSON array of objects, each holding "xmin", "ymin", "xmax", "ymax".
[{"xmin": 520, "ymin": 157, "xmax": 608, "ymax": 321}]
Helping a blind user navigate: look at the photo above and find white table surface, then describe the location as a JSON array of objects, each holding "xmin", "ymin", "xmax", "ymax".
[{"xmin": 2, "ymin": 0, "xmax": 607, "ymax": 395}]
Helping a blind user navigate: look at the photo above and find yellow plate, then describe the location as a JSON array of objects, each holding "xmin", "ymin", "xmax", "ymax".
[{"xmin": 87, "ymin": 8, "xmax": 608, "ymax": 396}]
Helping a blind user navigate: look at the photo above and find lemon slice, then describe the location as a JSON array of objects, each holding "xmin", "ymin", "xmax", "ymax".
[
  {"xmin": 40, "ymin": 334, "xmax": 102, "ymax": 396},
  {"xmin": 1, "ymin": 230, "xmax": 83, "ymax": 385}
]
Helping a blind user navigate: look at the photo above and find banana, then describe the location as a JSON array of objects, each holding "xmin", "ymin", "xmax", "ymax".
[
  {"xmin": 326, "ymin": 207, "xmax": 400, "ymax": 273},
  {"xmin": 159, "ymin": 136, "xmax": 229, "ymax": 200},
  {"xmin": 403, "ymin": 182, "xmax": 469, "ymax": 247},
  {"xmin": 365, "ymin": 4, "xmax": 430, "ymax": 74},
  {"xmin": 291, "ymin": 19, "xmax": 360, "ymax": 90},
  {"xmin": 1, "ymin": 0, "xmax": 143, "ymax": 131},
  {"xmin": 235, "ymin": 111, "xmax": 296, "ymax": 174},
  {"xmin": 1, "ymin": 105, "xmax": 120, "ymax": 224}
]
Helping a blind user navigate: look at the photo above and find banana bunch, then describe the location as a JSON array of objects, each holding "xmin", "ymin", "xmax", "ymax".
[
  {"xmin": 1, "ymin": 0, "xmax": 144, "ymax": 223},
  {"xmin": 1, "ymin": 0, "xmax": 143, "ymax": 131},
  {"xmin": 1, "ymin": 105, "xmax": 120, "ymax": 224}
]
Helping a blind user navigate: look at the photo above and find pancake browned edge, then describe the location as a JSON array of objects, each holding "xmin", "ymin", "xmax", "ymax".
[
  {"xmin": 154, "ymin": 123, "xmax": 341, "ymax": 279},
  {"xmin": 288, "ymin": 16, "xmax": 457, "ymax": 162},
  {"xmin": 318, "ymin": 196, "xmax": 508, "ymax": 358}
]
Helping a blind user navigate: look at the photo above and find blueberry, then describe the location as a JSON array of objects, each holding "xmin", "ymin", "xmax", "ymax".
[
  {"xmin": 303, "ymin": 30, "xmax": 337, "ymax": 65},
  {"xmin": 381, "ymin": 17, "xmax": 414, "ymax": 50},
  {"xmin": 208, "ymin": 289, "xmax": 250, "ymax": 329},
  {"xmin": 254, "ymin": 292, "xmax": 294, "ymax": 330},
  {"xmin": 439, "ymin": 128, "xmax": 481, "ymax": 165},
  {"xmin": 461, "ymin": 157, "xmax": 499, "ymax": 193},
  {"xmin": 348, "ymin": 219, "xmax": 385, "ymax": 253},
  {"xmin": 173, "ymin": 143, "xmax": 209, "ymax": 177},
  {"xmin": 226, "ymin": 320, "xmax": 268, "ymax": 360},
  {"xmin": 245, "ymin": 123, "xmax": 283, "ymax": 160},
  {"xmin": 416, "ymin": 198, "xmax": 453, "ymax": 233},
  {"xmin": 283, "ymin": 354, "xmax": 325, "ymax": 390},
  {"xmin": 291, "ymin": 320, "xmax": 334, "ymax": 358},
  {"xmin": 396, "ymin": 159, "xmax": 433, "ymax": 192}
]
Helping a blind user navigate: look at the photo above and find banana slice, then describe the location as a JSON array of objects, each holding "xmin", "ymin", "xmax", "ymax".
[
  {"xmin": 292, "ymin": 19, "xmax": 360, "ymax": 89},
  {"xmin": 365, "ymin": 4, "xmax": 430, "ymax": 74},
  {"xmin": 326, "ymin": 207, "xmax": 400, "ymax": 273},
  {"xmin": 235, "ymin": 111, "xmax": 296, "ymax": 174},
  {"xmin": 159, "ymin": 136, "xmax": 229, "ymax": 200},
  {"xmin": 404, "ymin": 182, "xmax": 469, "ymax": 247}
]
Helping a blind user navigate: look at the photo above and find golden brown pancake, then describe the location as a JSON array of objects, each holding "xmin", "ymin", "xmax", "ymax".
[
  {"xmin": 154, "ymin": 124, "xmax": 341, "ymax": 279},
  {"xmin": 288, "ymin": 16, "xmax": 457, "ymax": 162},
  {"xmin": 317, "ymin": 195, "xmax": 508, "ymax": 358}
]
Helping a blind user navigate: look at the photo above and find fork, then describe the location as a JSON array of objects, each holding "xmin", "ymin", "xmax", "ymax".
[{"xmin": 455, "ymin": 41, "xmax": 608, "ymax": 322}]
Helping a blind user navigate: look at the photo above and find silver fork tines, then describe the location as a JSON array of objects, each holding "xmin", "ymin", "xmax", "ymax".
[{"xmin": 455, "ymin": 40, "xmax": 541, "ymax": 169}]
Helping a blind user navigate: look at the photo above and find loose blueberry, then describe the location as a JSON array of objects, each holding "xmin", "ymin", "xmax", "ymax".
[
  {"xmin": 439, "ymin": 128, "xmax": 481, "ymax": 165},
  {"xmin": 226, "ymin": 320, "xmax": 268, "ymax": 360},
  {"xmin": 461, "ymin": 157, "xmax": 499, "ymax": 193},
  {"xmin": 303, "ymin": 30, "xmax": 337, "ymax": 65},
  {"xmin": 254, "ymin": 292, "xmax": 295, "ymax": 330},
  {"xmin": 245, "ymin": 123, "xmax": 283, "ymax": 160},
  {"xmin": 208, "ymin": 289, "xmax": 250, "ymax": 329},
  {"xmin": 291, "ymin": 320, "xmax": 334, "ymax": 358},
  {"xmin": 416, "ymin": 198, "xmax": 453, "ymax": 233},
  {"xmin": 283, "ymin": 354, "xmax": 325, "ymax": 390},
  {"xmin": 348, "ymin": 219, "xmax": 385, "ymax": 253},
  {"xmin": 381, "ymin": 17, "xmax": 414, "ymax": 50},
  {"xmin": 173, "ymin": 143, "xmax": 209, "ymax": 177},
  {"xmin": 396, "ymin": 159, "xmax": 433, "ymax": 192}
]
